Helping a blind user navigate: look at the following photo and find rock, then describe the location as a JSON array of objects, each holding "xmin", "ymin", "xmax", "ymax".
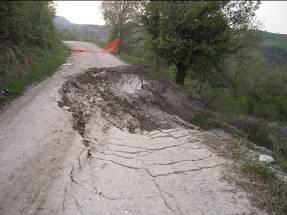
[
  {"xmin": 259, "ymin": 154, "xmax": 275, "ymax": 164},
  {"xmin": 62, "ymin": 106, "xmax": 71, "ymax": 111}
]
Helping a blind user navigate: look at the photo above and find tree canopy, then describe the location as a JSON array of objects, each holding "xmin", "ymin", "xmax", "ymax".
[
  {"xmin": 101, "ymin": 1, "xmax": 142, "ymax": 39},
  {"xmin": 0, "ymin": 1, "xmax": 65, "ymax": 90},
  {"xmin": 0, "ymin": 1, "xmax": 57, "ymax": 49},
  {"xmin": 142, "ymin": 1, "xmax": 260, "ymax": 85}
]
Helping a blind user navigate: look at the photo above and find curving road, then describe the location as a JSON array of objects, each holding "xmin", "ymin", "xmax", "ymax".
[{"xmin": 0, "ymin": 42, "xmax": 266, "ymax": 215}]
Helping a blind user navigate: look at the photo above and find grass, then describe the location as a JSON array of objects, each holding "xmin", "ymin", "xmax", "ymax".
[
  {"xmin": 192, "ymin": 112, "xmax": 225, "ymax": 130},
  {"xmin": 191, "ymin": 111, "xmax": 243, "ymax": 137},
  {"xmin": 243, "ymin": 161, "xmax": 274, "ymax": 183},
  {"xmin": 95, "ymin": 40, "xmax": 106, "ymax": 48},
  {"xmin": 118, "ymin": 52, "xmax": 149, "ymax": 65},
  {"xmin": 272, "ymin": 147, "xmax": 287, "ymax": 173},
  {"xmin": 117, "ymin": 51, "xmax": 177, "ymax": 81},
  {"xmin": 5, "ymin": 43, "xmax": 69, "ymax": 95},
  {"xmin": 144, "ymin": 66, "xmax": 176, "ymax": 81},
  {"xmin": 243, "ymin": 161, "xmax": 287, "ymax": 214}
]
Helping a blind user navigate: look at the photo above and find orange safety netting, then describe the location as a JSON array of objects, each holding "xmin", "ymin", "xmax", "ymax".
[{"xmin": 71, "ymin": 38, "xmax": 121, "ymax": 54}]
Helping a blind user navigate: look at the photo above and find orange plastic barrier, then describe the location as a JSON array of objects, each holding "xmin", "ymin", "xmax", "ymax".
[
  {"xmin": 71, "ymin": 38, "xmax": 121, "ymax": 54},
  {"xmin": 101, "ymin": 37, "xmax": 121, "ymax": 54}
]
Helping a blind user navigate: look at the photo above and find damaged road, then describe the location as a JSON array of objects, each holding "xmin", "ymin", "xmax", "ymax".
[{"xmin": 0, "ymin": 42, "xmax": 266, "ymax": 215}]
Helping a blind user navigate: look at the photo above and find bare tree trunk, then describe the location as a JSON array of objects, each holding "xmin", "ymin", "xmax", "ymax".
[
  {"xmin": 117, "ymin": 28, "xmax": 122, "ymax": 54},
  {"xmin": 175, "ymin": 62, "xmax": 188, "ymax": 86},
  {"xmin": 155, "ymin": 56, "xmax": 160, "ymax": 72},
  {"xmin": 198, "ymin": 72, "xmax": 206, "ymax": 95}
]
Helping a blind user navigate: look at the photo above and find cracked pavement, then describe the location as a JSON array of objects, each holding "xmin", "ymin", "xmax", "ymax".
[{"xmin": 0, "ymin": 42, "xmax": 267, "ymax": 215}]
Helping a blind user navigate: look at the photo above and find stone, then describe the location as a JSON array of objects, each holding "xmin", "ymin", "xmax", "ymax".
[
  {"xmin": 259, "ymin": 154, "xmax": 275, "ymax": 164},
  {"xmin": 62, "ymin": 106, "xmax": 71, "ymax": 111}
]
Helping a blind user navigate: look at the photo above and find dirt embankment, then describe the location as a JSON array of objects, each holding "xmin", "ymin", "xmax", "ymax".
[{"xmin": 59, "ymin": 65, "xmax": 204, "ymax": 137}]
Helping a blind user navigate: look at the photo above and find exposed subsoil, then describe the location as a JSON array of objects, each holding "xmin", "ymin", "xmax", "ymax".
[{"xmin": 59, "ymin": 65, "xmax": 199, "ymax": 136}]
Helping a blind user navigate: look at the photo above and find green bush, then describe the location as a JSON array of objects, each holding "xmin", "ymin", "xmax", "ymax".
[{"xmin": 202, "ymin": 88, "xmax": 249, "ymax": 116}]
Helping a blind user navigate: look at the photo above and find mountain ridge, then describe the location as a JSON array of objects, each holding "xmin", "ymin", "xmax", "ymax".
[{"xmin": 54, "ymin": 16, "xmax": 109, "ymax": 42}]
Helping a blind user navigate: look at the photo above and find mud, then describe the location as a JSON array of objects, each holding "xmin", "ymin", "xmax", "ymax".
[{"xmin": 59, "ymin": 65, "xmax": 194, "ymax": 135}]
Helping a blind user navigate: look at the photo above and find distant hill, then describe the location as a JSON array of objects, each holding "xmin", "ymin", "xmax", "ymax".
[
  {"xmin": 53, "ymin": 16, "xmax": 109, "ymax": 42},
  {"xmin": 54, "ymin": 16, "xmax": 72, "ymax": 27},
  {"xmin": 261, "ymin": 31, "xmax": 287, "ymax": 67},
  {"xmin": 262, "ymin": 31, "xmax": 287, "ymax": 50}
]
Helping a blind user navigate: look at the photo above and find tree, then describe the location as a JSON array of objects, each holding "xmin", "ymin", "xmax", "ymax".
[
  {"xmin": 101, "ymin": 1, "xmax": 143, "ymax": 52},
  {"xmin": 0, "ymin": 1, "xmax": 57, "ymax": 48},
  {"xmin": 0, "ymin": 1, "xmax": 61, "ymax": 89},
  {"xmin": 142, "ymin": 1, "xmax": 260, "ymax": 85}
]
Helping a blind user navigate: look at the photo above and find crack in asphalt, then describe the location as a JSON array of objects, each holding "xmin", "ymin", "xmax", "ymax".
[
  {"xmin": 159, "ymin": 128, "xmax": 183, "ymax": 133},
  {"xmin": 144, "ymin": 169, "xmax": 177, "ymax": 215},
  {"xmin": 96, "ymin": 151, "xmax": 135, "ymax": 160},
  {"xmin": 71, "ymin": 195, "xmax": 85, "ymax": 215},
  {"xmin": 77, "ymin": 149, "xmax": 86, "ymax": 169},
  {"xmin": 70, "ymin": 165, "xmax": 78, "ymax": 184},
  {"xmin": 149, "ymin": 163, "xmax": 228, "ymax": 178},
  {"xmin": 62, "ymin": 188, "xmax": 67, "ymax": 213},
  {"xmin": 154, "ymin": 180, "xmax": 177, "ymax": 215},
  {"xmin": 88, "ymin": 136, "xmax": 206, "ymax": 154},
  {"xmin": 93, "ymin": 186, "xmax": 128, "ymax": 201},
  {"xmin": 107, "ymin": 142, "xmax": 148, "ymax": 151},
  {"xmin": 107, "ymin": 141, "xmax": 208, "ymax": 152},
  {"xmin": 148, "ymin": 153, "xmax": 213, "ymax": 166},
  {"xmin": 150, "ymin": 135, "xmax": 170, "ymax": 139},
  {"xmin": 92, "ymin": 156, "xmax": 141, "ymax": 170},
  {"xmin": 91, "ymin": 151, "xmax": 223, "ymax": 180},
  {"xmin": 105, "ymin": 148, "xmax": 151, "ymax": 155}
]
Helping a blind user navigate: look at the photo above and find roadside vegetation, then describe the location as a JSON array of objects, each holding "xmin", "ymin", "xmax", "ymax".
[
  {"xmin": 5, "ymin": 43, "xmax": 69, "ymax": 95},
  {"xmin": 243, "ymin": 161, "xmax": 287, "ymax": 214},
  {"xmin": 0, "ymin": 1, "xmax": 69, "ymax": 102}
]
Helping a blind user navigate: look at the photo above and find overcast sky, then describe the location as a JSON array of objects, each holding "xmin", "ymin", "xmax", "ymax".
[{"xmin": 55, "ymin": 1, "xmax": 287, "ymax": 34}]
